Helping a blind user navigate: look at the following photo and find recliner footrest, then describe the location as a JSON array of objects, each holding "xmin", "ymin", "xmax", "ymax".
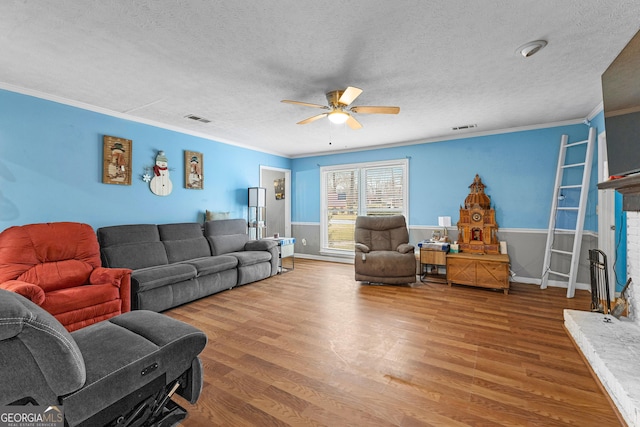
[
  {"xmin": 77, "ymin": 373, "xmax": 166, "ymax": 427},
  {"xmin": 0, "ymin": 290, "xmax": 206, "ymax": 427},
  {"xmin": 63, "ymin": 311, "xmax": 207, "ymax": 426}
]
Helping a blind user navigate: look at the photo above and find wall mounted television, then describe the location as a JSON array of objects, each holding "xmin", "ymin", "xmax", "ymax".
[{"xmin": 601, "ymin": 29, "xmax": 640, "ymax": 177}]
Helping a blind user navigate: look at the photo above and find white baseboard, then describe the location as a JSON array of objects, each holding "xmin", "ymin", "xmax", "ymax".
[
  {"xmin": 294, "ymin": 256, "xmax": 592, "ymax": 292},
  {"xmin": 295, "ymin": 253, "xmax": 354, "ymax": 264}
]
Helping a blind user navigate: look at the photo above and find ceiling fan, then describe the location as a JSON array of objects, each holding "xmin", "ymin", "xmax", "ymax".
[{"xmin": 281, "ymin": 86, "xmax": 400, "ymax": 129}]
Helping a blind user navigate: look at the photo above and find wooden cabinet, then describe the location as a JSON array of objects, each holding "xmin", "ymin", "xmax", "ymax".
[{"xmin": 446, "ymin": 253, "xmax": 510, "ymax": 294}]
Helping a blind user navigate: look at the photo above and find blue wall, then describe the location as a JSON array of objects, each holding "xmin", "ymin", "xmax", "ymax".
[
  {"xmin": 291, "ymin": 123, "xmax": 596, "ymax": 231},
  {"xmin": 2, "ymin": 88, "xmax": 627, "ymax": 289},
  {"xmin": 0, "ymin": 89, "xmax": 290, "ymax": 230},
  {"xmin": 0, "ymin": 88, "xmax": 606, "ymax": 242}
]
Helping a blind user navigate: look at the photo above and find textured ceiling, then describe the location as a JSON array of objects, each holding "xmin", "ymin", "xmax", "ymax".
[{"xmin": 1, "ymin": 1, "xmax": 639, "ymax": 157}]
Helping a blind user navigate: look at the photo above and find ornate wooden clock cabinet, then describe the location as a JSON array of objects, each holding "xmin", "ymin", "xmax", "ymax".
[
  {"xmin": 447, "ymin": 174, "xmax": 511, "ymax": 294},
  {"xmin": 457, "ymin": 174, "xmax": 499, "ymax": 254}
]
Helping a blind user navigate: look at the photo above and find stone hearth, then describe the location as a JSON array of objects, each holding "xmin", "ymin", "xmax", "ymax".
[
  {"xmin": 564, "ymin": 310, "xmax": 639, "ymax": 425},
  {"xmin": 564, "ymin": 211, "xmax": 640, "ymax": 426}
]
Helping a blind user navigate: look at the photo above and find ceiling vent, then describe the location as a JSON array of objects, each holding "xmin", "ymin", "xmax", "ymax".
[
  {"xmin": 452, "ymin": 124, "xmax": 477, "ymax": 131},
  {"xmin": 184, "ymin": 114, "xmax": 211, "ymax": 123}
]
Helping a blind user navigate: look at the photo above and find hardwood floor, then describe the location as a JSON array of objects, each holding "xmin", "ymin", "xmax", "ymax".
[{"xmin": 166, "ymin": 259, "xmax": 620, "ymax": 426}]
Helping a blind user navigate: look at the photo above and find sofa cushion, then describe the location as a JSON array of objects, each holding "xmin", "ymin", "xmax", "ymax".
[
  {"xmin": 163, "ymin": 239, "xmax": 212, "ymax": 263},
  {"xmin": 180, "ymin": 255, "xmax": 238, "ymax": 276},
  {"xmin": 97, "ymin": 224, "xmax": 160, "ymax": 247},
  {"xmin": 158, "ymin": 222, "xmax": 203, "ymax": 241},
  {"xmin": 231, "ymin": 251, "xmax": 272, "ymax": 267},
  {"xmin": 132, "ymin": 264, "xmax": 196, "ymax": 292},
  {"xmin": 159, "ymin": 223, "xmax": 212, "ymax": 263},
  {"xmin": 98, "ymin": 225, "xmax": 169, "ymax": 270},
  {"xmin": 204, "ymin": 219, "xmax": 251, "ymax": 255},
  {"xmin": 204, "ymin": 218, "xmax": 246, "ymax": 236},
  {"xmin": 208, "ymin": 234, "xmax": 250, "ymax": 255},
  {"xmin": 101, "ymin": 243, "xmax": 169, "ymax": 270}
]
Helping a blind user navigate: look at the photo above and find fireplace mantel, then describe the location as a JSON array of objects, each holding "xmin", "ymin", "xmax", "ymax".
[{"xmin": 598, "ymin": 173, "xmax": 640, "ymax": 211}]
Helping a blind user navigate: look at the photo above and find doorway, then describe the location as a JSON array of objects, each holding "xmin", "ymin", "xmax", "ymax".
[
  {"xmin": 597, "ymin": 131, "xmax": 619, "ymax": 295},
  {"xmin": 260, "ymin": 166, "xmax": 291, "ymax": 238}
]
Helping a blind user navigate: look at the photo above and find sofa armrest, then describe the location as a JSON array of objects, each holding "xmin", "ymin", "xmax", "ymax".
[
  {"xmin": 355, "ymin": 243, "xmax": 370, "ymax": 253},
  {"xmin": 245, "ymin": 239, "xmax": 277, "ymax": 251},
  {"xmin": 0, "ymin": 280, "xmax": 46, "ymax": 306},
  {"xmin": 89, "ymin": 267, "xmax": 132, "ymax": 313},
  {"xmin": 396, "ymin": 243, "xmax": 415, "ymax": 254},
  {"xmin": 245, "ymin": 239, "xmax": 280, "ymax": 276}
]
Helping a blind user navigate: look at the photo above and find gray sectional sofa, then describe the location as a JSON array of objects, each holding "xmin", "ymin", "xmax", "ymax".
[{"xmin": 97, "ymin": 219, "xmax": 278, "ymax": 312}]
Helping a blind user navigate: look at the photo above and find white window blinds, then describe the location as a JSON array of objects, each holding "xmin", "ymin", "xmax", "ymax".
[{"xmin": 320, "ymin": 159, "xmax": 408, "ymax": 255}]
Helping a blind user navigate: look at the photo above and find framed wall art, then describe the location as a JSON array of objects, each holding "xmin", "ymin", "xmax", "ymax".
[
  {"xmin": 102, "ymin": 135, "xmax": 132, "ymax": 185},
  {"xmin": 185, "ymin": 150, "xmax": 203, "ymax": 189},
  {"xmin": 274, "ymin": 178, "xmax": 285, "ymax": 200}
]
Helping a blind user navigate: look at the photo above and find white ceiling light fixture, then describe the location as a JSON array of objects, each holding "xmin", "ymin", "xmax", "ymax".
[
  {"xmin": 517, "ymin": 40, "xmax": 548, "ymax": 58},
  {"xmin": 327, "ymin": 110, "xmax": 350, "ymax": 124}
]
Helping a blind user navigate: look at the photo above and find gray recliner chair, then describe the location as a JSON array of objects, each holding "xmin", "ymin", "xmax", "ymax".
[
  {"xmin": 0, "ymin": 289, "xmax": 207, "ymax": 427},
  {"xmin": 354, "ymin": 215, "xmax": 416, "ymax": 284}
]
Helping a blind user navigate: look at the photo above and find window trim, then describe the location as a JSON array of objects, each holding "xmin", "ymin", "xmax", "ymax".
[{"xmin": 320, "ymin": 159, "xmax": 409, "ymax": 257}]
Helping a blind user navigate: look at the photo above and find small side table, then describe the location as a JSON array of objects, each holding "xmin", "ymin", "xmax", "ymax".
[
  {"xmin": 420, "ymin": 247, "xmax": 448, "ymax": 283},
  {"xmin": 264, "ymin": 237, "xmax": 295, "ymax": 273}
]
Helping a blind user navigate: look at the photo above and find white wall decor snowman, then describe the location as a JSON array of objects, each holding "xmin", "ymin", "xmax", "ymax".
[{"xmin": 149, "ymin": 151, "xmax": 173, "ymax": 196}]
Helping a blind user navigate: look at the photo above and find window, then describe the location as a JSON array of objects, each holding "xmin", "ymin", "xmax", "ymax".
[{"xmin": 320, "ymin": 159, "xmax": 409, "ymax": 255}]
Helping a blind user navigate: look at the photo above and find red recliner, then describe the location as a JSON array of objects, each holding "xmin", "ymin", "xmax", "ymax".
[{"xmin": 0, "ymin": 222, "xmax": 131, "ymax": 331}]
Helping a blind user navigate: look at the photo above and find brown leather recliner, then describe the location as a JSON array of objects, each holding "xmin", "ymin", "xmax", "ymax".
[{"xmin": 354, "ymin": 215, "xmax": 416, "ymax": 284}]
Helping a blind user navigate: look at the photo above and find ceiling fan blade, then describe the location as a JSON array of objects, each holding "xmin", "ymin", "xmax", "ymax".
[
  {"xmin": 346, "ymin": 115, "xmax": 362, "ymax": 130},
  {"xmin": 350, "ymin": 106, "xmax": 400, "ymax": 114},
  {"xmin": 297, "ymin": 113, "xmax": 329, "ymax": 125},
  {"xmin": 282, "ymin": 100, "xmax": 329, "ymax": 109},
  {"xmin": 338, "ymin": 86, "xmax": 363, "ymax": 106}
]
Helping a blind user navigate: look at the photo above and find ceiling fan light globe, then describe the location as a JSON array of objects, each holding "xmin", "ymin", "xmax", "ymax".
[{"xmin": 328, "ymin": 111, "xmax": 349, "ymax": 124}]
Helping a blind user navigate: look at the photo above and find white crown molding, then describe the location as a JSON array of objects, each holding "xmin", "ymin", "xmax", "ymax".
[
  {"xmin": 0, "ymin": 82, "xmax": 290, "ymax": 158},
  {"xmin": 587, "ymin": 103, "xmax": 604, "ymax": 121},
  {"xmin": 0, "ymin": 82, "xmax": 607, "ymax": 161},
  {"xmin": 290, "ymin": 118, "xmax": 588, "ymax": 159}
]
